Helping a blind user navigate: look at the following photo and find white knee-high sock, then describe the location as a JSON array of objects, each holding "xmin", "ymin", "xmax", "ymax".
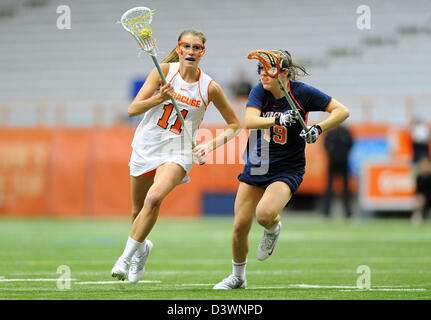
[
  {"xmin": 232, "ymin": 259, "xmax": 247, "ymax": 279},
  {"xmin": 135, "ymin": 239, "xmax": 148, "ymax": 256},
  {"xmin": 120, "ymin": 237, "xmax": 142, "ymax": 262},
  {"xmin": 265, "ymin": 221, "xmax": 280, "ymax": 234}
]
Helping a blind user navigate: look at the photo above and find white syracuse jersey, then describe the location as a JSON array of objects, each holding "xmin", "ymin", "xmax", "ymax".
[{"xmin": 129, "ymin": 62, "xmax": 213, "ymax": 183}]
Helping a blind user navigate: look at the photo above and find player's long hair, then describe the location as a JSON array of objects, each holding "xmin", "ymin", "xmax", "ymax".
[
  {"xmin": 272, "ymin": 49, "xmax": 309, "ymax": 80},
  {"xmin": 161, "ymin": 30, "xmax": 207, "ymax": 63}
]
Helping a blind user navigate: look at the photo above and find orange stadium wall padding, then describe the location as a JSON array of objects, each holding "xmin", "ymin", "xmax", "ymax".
[
  {"xmin": 47, "ymin": 128, "xmax": 93, "ymax": 216},
  {"xmin": 88, "ymin": 127, "xmax": 135, "ymax": 217},
  {"xmin": 0, "ymin": 129, "xmax": 53, "ymax": 216},
  {"xmin": 0, "ymin": 124, "xmax": 415, "ymax": 217}
]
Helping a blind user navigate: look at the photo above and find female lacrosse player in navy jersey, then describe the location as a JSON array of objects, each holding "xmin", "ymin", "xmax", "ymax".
[
  {"xmin": 214, "ymin": 49, "xmax": 350, "ymax": 289},
  {"xmin": 111, "ymin": 30, "xmax": 240, "ymax": 283}
]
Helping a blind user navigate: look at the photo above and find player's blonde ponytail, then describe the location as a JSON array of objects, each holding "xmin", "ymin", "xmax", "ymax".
[
  {"xmin": 161, "ymin": 48, "xmax": 179, "ymax": 63},
  {"xmin": 161, "ymin": 29, "xmax": 207, "ymax": 63}
]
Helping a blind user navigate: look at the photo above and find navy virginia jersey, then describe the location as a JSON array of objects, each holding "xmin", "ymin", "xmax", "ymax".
[{"xmin": 239, "ymin": 80, "xmax": 332, "ymax": 191}]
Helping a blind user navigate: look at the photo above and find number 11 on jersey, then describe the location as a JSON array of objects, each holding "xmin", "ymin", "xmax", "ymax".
[{"xmin": 157, "ymin": 103, "xmax": 189, "ymax": 134}]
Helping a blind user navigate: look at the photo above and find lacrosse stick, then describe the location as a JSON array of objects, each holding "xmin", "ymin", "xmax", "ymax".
[
  {"xmin": 247, "ymin": 50, "xmax": 308, "ymax": 131},
  {"xmin": 120, "ymin": 7, "xmax": 204, "ymax": 165}
]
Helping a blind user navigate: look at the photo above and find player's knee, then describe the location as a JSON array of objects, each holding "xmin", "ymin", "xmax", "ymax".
[
  {"xmin": 233, "ymin": 219, "xmax": 251, "ymax": 237},
  {"xmin": 256, "ymin": 210, "xmax": 277, "ymax": 227},
  {"xmin": 256, "ymin": 216, "xmax": 271, "ymax": 227},
  {"xmin": 131, "ymin": 203, "xmax": 143, "ymax": 219},
  {"xmin": 131, "ymin": 211, "xmax": 139, "ymax": 222},
  {"xmin": 144, "ymin": 191, "xmax": 163, "ymax": 210}
]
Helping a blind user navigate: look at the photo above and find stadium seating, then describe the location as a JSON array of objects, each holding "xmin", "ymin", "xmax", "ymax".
[{"xmin": 0, "ymin": 0, "xmax": 430, "ymax": 126}]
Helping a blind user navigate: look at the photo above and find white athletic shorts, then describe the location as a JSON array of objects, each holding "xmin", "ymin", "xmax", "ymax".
[{"xmin": 129, "ymin": 147, "xmax": 192, "ymax": 184}]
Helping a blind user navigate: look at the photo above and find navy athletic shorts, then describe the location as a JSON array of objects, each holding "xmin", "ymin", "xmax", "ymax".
[{"xmin": 238, "ymin": 168, "xmax": 305, "ymax": 194}]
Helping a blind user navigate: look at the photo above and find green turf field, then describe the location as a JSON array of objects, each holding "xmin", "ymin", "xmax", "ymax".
[{"xmin": 0, "ymin": 216, "xmax": 430, "ymax": 300}]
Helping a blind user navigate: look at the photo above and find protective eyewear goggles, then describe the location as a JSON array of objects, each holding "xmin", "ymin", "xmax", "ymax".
[
  {"xmin": 257, "ymin": 63, "xmax": 286, "ymax": 75},
  {"xmin": 177, "ymin": 41, "xmax": 205, "ymax": 55}
]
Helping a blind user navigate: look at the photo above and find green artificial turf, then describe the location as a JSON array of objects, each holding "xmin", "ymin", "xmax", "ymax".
[{"xmin": 0, "ymin": 216, "xmax": 430, "ymax": 300}]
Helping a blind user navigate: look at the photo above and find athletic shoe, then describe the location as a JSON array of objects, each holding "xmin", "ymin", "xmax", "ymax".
[
  {"xmin": 213, "ymin": 274, "xmax": 246, "ymax": 290},
  {"xmin": 111, "ymin": 257, "xmax": 130, "ymax": 281},
  {"xmin": 128, "ymin": 240, "xmax": 153, "ymax": 283},
  {"xmin": 256, "ymin": 221, "xmax": 282, "ymax": 261}
]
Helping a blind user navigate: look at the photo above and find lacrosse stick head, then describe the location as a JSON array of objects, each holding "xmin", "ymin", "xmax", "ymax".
[
  {"xmin": 247, "ymin": 50, "xmax": 281, "ymax": 78},
  {"xmin": 121, "ymin": 7, "xmax": 156, "ymax": 54},
  {"xmin": 247, "ymin": 50, "xmax": 282, "ymax": 79}
]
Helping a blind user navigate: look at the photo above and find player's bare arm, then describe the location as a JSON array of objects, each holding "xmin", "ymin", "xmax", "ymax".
[
  {"xmin": 316, "ymin": 98, "xmax": 350, "ymax": 132},
  {"xmin": 127, "ymin": 64, "xmax": 173, "ymax": 117},
  {"xmin": 209, "ymin": 81, "xmax": 241, "ymax": 148},
  {"xmin": 194, "ymin": 81, "xmax": 241, "ymax": 158},
  {"xmin": 244, "ymin": 107, "xmax": 276, "ymax": 129}
]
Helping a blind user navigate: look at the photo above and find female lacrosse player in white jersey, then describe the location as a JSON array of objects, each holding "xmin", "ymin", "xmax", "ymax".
[{"xmin": 111, "ymin": 30, "xmax": 241, "ymax": 282}]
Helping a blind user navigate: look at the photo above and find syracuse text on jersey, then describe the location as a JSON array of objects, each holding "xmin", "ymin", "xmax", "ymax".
[{"xmin": 172, "ymin": 91, "xmax": 202, "ymax": 108}]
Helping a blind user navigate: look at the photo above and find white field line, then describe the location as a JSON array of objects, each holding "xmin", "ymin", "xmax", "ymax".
[
  {"xmin": 288, "ymin": 284, "xmax": 358, "ymax": 289},
  {"xmin": 248, "ymin": 284, "xmax": 427, "ymax": 291},
  {"xmin": 178, "ymin": 284, "xmax": 213, "ymax": 286},
  {"xmin": 247, "ymin": 284, "xmax": 358, "ymax": 290},
  {"xmin": 0, "ymin": 277, "xmax": 160, "ymax": 285},
  {"xmin": 340, "ymin": 289, "xmax": 427, "ymax": 292},
  {"xmin": 0, "ymin": 276, "xmax": 426, "ymax": 292},
  {"xmin": 0, "ymin": 278, "xmax": 76, "ymax": 282},
  {"xmin": 0, "ymin": 284, "xmax": 426, "ymax": 293},
  {"xmin": 74, "ymin": 280, "xmax": 161, "ymax": 285},
  {"xmin": 8, "ymin": 272, "xmax": 102, "ymax": 276}
]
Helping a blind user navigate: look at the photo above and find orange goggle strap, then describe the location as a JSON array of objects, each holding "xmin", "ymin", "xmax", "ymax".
[
  {"xmin": 247, "ymin": 50, "xmax": 281, "ymax": 78},
  {"xmin": 177, "ymin": 41, "xmax": 206, "ymax": 56}
]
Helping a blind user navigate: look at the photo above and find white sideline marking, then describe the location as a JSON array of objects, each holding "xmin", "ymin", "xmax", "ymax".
[
  {"xmin": 74, "ymin": 280, "xmax": 161, "ymax": 285},
  {"xmin": 179, "ymin": 284, "xmax": 213, "ymax": 286},
  {"xmin": 0, "ymin": 277, "xmax": 426, "ymax": 292},
  {"xmin": 247, "ymin": 284, "xmax": 356, "ymax": 289},
  {"xmin": 0, "ymin": 277, "xmax": 160, "ymax": 284},
  {"xmin": 340, "ymin": 289, "xmax": 427, "ymax": 292},
  {"xmin": 0, "ymin": 278, "xmax": 76, "ymax": 282},
  {"xmin": 289, "ymin": 284, "xmax": 358, "ymax": 289},
  {"xmin": 248, "ymin": 284, "xmax": 427, "ymax": 291}
]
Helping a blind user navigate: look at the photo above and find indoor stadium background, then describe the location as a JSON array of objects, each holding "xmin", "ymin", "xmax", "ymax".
[{"xmin": 1, "ymin": 0, "xmax": 431, "ymax": 300}]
